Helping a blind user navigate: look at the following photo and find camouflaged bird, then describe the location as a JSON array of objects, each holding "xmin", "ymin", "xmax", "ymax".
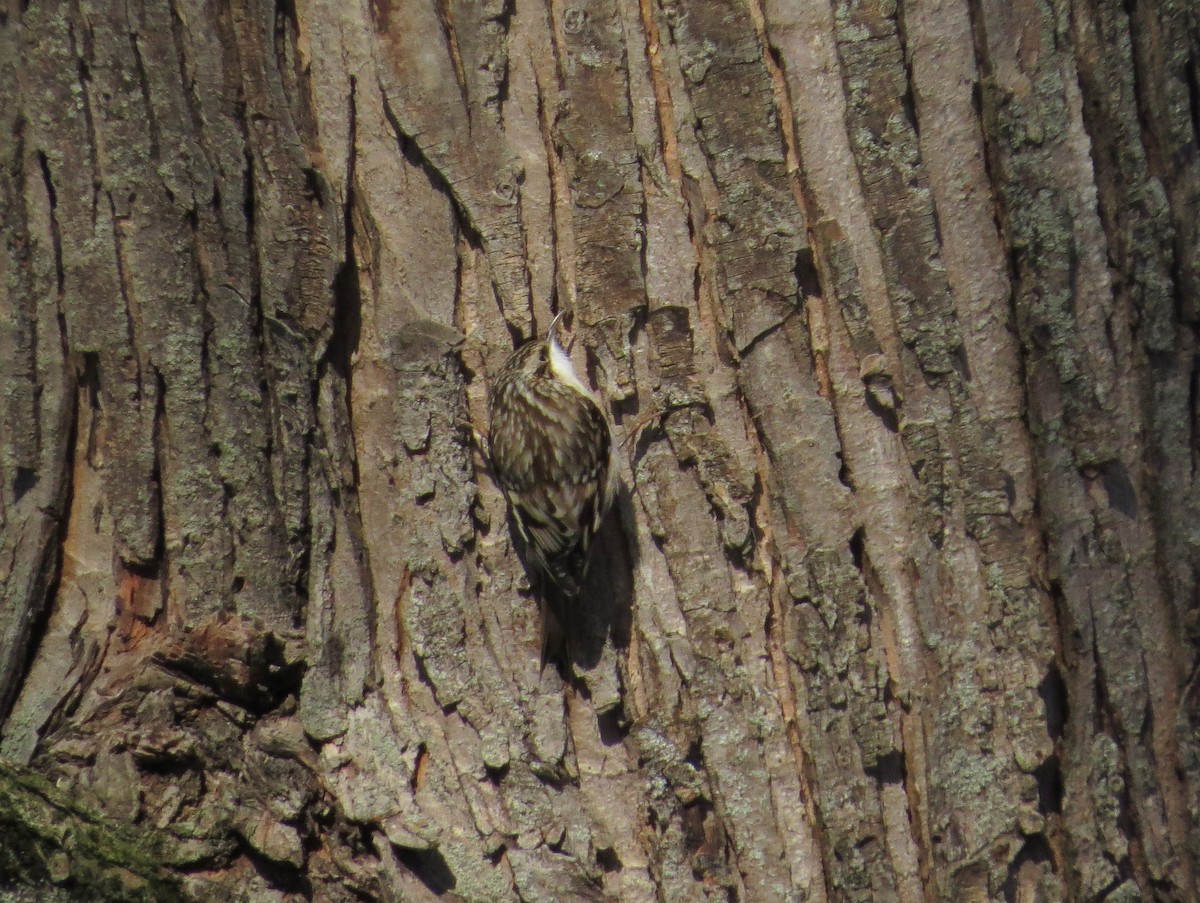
[{"xmin": 488, "ymin": 313, "xmax": 618, "ymax": 654}]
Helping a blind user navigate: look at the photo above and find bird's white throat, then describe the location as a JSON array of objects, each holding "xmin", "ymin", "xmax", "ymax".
[{"xmin": 547, "ymin": 334, "xmax": 591, "ymax": 396}]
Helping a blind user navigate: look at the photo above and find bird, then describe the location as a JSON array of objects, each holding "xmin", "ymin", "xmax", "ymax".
[{"xmin": 488, "ymin": 312, "xmax": 618, "ymax": 661}]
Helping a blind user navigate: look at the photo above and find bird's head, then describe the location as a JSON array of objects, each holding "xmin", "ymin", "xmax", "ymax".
[{"xmin": 497, "ymin": 311, "xmax": 588, "ymax": 394}]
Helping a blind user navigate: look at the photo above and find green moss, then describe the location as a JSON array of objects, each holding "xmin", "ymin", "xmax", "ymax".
[{"xmin": 0, "ymin": 759, "xmax": 185, "ymax": 902}]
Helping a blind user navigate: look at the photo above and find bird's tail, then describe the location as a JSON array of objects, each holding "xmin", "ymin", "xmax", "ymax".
[
  {"xmin": 542, "ymin": 546, "xmax": 587, "ymax": 599},
  {"xmin": 537, "ymin": 564, "xmax": 587, "ymax": 673},
  {"xmin": 539, "ymin": 601, "xmax": 560, "ymax": 674}
]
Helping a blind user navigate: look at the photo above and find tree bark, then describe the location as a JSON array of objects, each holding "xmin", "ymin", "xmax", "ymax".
[{"xmin": 1, "ymin": 0, "xmax": 1197, "ymax": 900}]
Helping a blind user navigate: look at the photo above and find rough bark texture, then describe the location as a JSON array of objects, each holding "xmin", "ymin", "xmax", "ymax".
[{"xmin": 1, "ymin": 0, "xmax": 1197, "ymax": 900}]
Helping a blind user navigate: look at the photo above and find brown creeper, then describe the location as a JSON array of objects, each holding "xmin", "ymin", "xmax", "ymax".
[{"xmin": 488, "ymin": 314, "xmax": 618, "ymax": 604}]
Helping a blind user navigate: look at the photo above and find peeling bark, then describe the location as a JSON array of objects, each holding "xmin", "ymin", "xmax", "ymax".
[{"xmin": 1, "ymin": 0, "xmax": 1197, "ymax": 900}]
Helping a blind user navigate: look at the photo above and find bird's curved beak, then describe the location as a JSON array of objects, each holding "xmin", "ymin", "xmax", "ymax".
[{"xmin": 548, "ymin": 309, "xmax": 574, "ymax": 351}]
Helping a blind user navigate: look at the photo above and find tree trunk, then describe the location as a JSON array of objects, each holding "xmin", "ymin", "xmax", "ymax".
[{"xmin": 1, "ymin": 0, "xmax": 1197, "ymax": 900}]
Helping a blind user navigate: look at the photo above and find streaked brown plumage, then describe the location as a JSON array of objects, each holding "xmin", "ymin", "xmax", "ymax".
[{"xmin": 488, "ymin": 315, "xmax": 617, "ymax": 606}]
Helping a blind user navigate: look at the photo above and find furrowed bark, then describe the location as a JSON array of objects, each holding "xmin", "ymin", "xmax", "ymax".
[{"xmin": 0, "ymin": 0, "xmax": 1196, "ymax": 900}]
